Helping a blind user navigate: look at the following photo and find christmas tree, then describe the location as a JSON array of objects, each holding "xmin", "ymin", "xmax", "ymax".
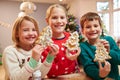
[
  {"xmin": 65, "ymin": 14, "xmax": 85, "ymax": 42},
  {"xmin": 65, "ymin": 14, "xmax": 79, "ymax": 33}
]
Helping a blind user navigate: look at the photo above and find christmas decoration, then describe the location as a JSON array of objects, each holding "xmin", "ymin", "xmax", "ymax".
[
  {"xmin": 65, "ymin": 14, "xmax": 86, "ymax": 43},
  {"xmin": 18, "ymin": 1, "xmax": 37, "ymax": 17},
  {"xmin": 20, "ymin": 1, "xmax": 36, "ymax": 14},
  {"xmin": 18, "ymin": 12, "xmax": 27, "ymax": 17},
  {"xmin": 65, "ymin": 14, "xmax": 79, "ymax": 33},
  {"xmin": 94, "ymin": 42, "xmax": 111, "ymax": 62}
]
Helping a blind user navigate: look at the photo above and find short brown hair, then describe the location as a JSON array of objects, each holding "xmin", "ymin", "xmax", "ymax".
[
  {"xmin": 80, "ymin": 12, "xmax": 102, "ymax": 29},
  {"xmin": 12, "ymin": 16, "xmax": 39, "ymax": 47}
]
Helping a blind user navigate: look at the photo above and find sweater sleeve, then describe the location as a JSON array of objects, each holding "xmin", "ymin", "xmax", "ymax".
[
  {"xmin": 2, "ymin": 46, "xmax": 53, "ymax": 80},
  {"xmin": 105, "ymin": 36, "xmax": 120, "ymax": 64},
  {"xmin": 2, "ymin": 46, "xmax": 33, "ymax": 80},
  {"xmin": 78, "ymin": 43, "xmax": 104, "ymax": 80}
]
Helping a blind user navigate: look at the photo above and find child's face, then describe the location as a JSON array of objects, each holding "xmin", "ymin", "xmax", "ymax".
[
  {"xmin": 46, "ymin": 7, "xmax": 67, "ymax": 34},
  {"xmin": 82, "ymin": 19, "xmax": 102, "ymax": 41},
  {"xmin": 18, "ymin": 20, "xmax": 38, "ymax": 47}
]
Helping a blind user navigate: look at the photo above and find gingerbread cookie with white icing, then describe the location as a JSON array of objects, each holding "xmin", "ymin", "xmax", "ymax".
[
  {"xmin": 94, "ymin": 42, "xmax": 111, "ymax": 62},
  {"xmin": 63, "ymin": 31, "xmax": 80, "ymax": 60},
  {"xmin": 35, "ymin": 26, "xmax": 53, "ymax": 47}
]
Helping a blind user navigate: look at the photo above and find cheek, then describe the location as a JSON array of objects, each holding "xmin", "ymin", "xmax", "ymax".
[
  {"xmin": 81, "ymin": 30, "xmax": 84, "ymax": 35},
  {"xmin": 35, "ymin": 32, "xmax": 39, "ymax": 37},
  {"xmin": 64, "ymin": 19, "xmax": 67, "ymax": 24},
  {"xmin": 100, "ymin": 28, "xmax": 102, "ymax": 33},
  {"xmin": 48, "ymin": 20, "xmax": 54, "ymax": 27},
  {"xmin": 81, "ymin": 28, "xmax": 87, "ymax": 35},
  {"xmin": 98, "ymin": 28, "xmax": 102, "ymax": 33}
]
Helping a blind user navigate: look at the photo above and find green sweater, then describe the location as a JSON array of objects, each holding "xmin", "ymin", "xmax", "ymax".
[{"xmin": 78, "ymin": 36, "xmax": 120, "ymax": 80}]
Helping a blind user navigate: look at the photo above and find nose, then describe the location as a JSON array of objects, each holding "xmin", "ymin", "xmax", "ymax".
[
  {"xmin": 28, "ymin": 30, "xmax": 34, "ymax": 35},
  {"xmin": 56, "ymin": 18, "xmax": 61, "ymax": 23},
  {"xmin": 91, "ymin": 26, "xmax": 95, "ymax": 31}
]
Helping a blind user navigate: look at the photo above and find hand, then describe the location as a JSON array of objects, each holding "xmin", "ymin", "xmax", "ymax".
[
  {"xmin": 32, "ymin": 44, "xmax": 44, "ymax": 61},
  {"xmin": 49, "ymin": 44, "xmax": 59, "ymax": 56},
  {"xmin": 100, "ymin": 39, "xmax": 110, "ymax": 53},
  {"xmin": 66, "ymin": 47, "xmax": 81, "ymax": 60},
  {"xmin": 98, "ymin": 61, "xmax": 111, "ymax": 78}
]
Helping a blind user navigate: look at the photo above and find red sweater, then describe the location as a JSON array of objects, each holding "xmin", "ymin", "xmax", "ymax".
[{"xmin": 41, "ymin": 32, "xmax": 77, "ymax": 78}]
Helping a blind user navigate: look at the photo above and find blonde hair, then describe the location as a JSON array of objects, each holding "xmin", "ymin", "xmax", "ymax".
[
  {"xmin": 46, "ymin": 4, "xmax": 67, "ymax": 19},
  {"xmin": 80, "ymin": 12, "xmax": 102, "ymax": 29},
  {"xmin": 12, "ymin": 16, "xmax": 39, "ymax": 47}
]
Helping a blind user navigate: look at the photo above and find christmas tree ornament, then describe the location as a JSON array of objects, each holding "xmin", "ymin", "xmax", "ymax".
[{"xmin": 20, "ymin": 1, "xmax": 36, "ymax": 14}]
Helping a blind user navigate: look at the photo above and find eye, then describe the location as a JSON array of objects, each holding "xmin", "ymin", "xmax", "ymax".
[
  {"xmin": 61, "ymin": 16, "xmax": 65, "ymax": 19},
  {"xmin": 23, "ymin": 28, "xmax": 29, "ymax": 31},
  {"xmin": 86, "ymin": 26, "xmax": 91, "ymax": 29},
  {"xmin": 94, "ymin": 24, "xmax": 98, "ymax": 28},
  {"xmin": 32, "ymin": 28, "xmax": 37, "ymax": 31},
  {"xmin": 52, "ymin": 16, "xmax": 58, "ymax": 19}
]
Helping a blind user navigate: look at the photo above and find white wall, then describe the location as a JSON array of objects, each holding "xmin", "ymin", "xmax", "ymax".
[
  {"xmin": 0, "ymin": 0, "xmax": 97, "ymax": 53},
  {"xmin": 0, "ymin": 1, "xmax": 51, "ymax": 53},
  {"xmin": 68, "ymin": 0, "xmax": 97, "ymax": 22}
]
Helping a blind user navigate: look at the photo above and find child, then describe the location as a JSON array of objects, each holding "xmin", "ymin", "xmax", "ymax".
[
  {"xmin": 2, "ymin": 15, "xmax": 58, "ymax": 80},
  {"xmin": 41, "ymin": 4, "xmax": 80, "ymax": 78},
  {"xmin": 78, "ymin": 12, "xmax": 120, "ymax": 80}
]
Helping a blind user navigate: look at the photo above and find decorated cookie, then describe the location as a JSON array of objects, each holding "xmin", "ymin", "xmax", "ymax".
[
  {"xmin": 63, "ymin": 31, "xmax": 79, "ymax": 51},
  {"xmin": 63, "ymin": 31, "xmax": 80, "ymax": 60},
  {"xmin": 35, "ymin": 26, "xmax": 53, "ymax": 47},
  {"xmin": 94, "ymin": 42, "xmax": 111, "ymax": 62}
]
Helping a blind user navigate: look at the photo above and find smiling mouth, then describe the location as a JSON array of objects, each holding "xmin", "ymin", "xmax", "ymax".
[
  {"xmin": 26, "ymin": 37, "xmax": 35, "ymax": 40},
  {"xmin": 89, "ymin": 33, "xmax": 96, "ymax": 35}
]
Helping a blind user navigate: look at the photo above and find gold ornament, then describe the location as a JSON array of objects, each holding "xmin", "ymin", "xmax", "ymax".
[
  {"xmin": 18, "ymin": 12, "xmax": 27, "ymax": 17},
  {"xmin": 20, "ymin": 1, "xmax": 36, "ymax": 14}
]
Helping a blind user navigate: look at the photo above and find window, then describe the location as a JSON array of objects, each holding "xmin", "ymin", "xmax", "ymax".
[
  {"xmin": 97, "ymin": 0, "xmax": 120, "ymax": 37},
  {"xmin": 113, "ymin": 0, "xmax": 120, "ymax": 9}
]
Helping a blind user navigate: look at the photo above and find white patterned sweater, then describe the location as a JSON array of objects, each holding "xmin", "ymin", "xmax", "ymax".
[{"xmin": 2, "ymin": 45, "xmax": 52, "ymax": 80}]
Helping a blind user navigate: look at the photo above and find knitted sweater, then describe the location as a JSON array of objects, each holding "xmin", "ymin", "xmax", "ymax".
[
  {"xmin": 2, "ymin": 45, "xmax": 52, "ymax": 80},
  {"xmin": 41, "ymin": 32, "xmax": 78, "ymax": 78},
  {"xmin": 78, "ymin": 36, "xmax": 120, "ymax": 80}
]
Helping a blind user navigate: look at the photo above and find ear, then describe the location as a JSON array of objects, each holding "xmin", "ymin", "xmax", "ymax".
[
  {"xmin": 45, "ymin": 18, "xmax": 49, "ymax": 24},
  {"xmin": 81, "ymin": 29, "xmax": 84, "ymax": 35}
]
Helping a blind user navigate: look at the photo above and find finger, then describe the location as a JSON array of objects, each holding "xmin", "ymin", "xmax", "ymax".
[
  {"xmin": 50, "ymin": 45, "xmax": 59, "ymax": 54},
  {"xmin": 105, "ymin": 61, "xmax": 111, "ymax": 68},
  {"xmin": 101, "ymin": 40, "xmax": 109, "ymax": 46},
  {"xmin": 98, "ymin": 61, "xmax": 103, "ymax": 69},
  {"xmin": 104, "ymin": 61, "xmax": 111, "ymax": 72},
  {"xmin": 51, "ymin": 44, "xmax": 59, "ymax": 51},
  {"xmin": 77, "ymin": 47, "xmax": 81, "ymax": 53},
  {"xmin": 76, "ymin": 47, "xmax": 80, "ymax": 56}
]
